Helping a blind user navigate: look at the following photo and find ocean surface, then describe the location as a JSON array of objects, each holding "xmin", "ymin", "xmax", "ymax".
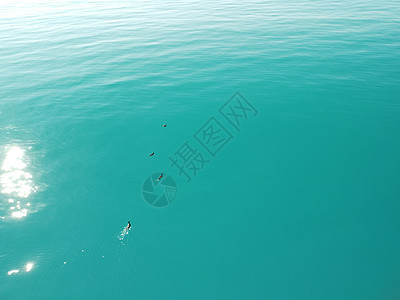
[{"xmin": 1, "ymin": 0, "xmax": 399, "ymax": 299}]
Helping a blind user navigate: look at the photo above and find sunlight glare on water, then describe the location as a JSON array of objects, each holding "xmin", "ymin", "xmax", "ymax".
[
  {"xmin": 7, "ymin": 269, "xmax": 19, "ymax": 276},
  {"xmin": 6, "ymin": 262, "xmax": 35, "ymax": 276},
  {"xmin": 25, "ymin": 262, "xmax": 34, "ymax": 272},
  {"xmin": 0, "ymin": 146, "xmax": 37, "ymax": 219}
]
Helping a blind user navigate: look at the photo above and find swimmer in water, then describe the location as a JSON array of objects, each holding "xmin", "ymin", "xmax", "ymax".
[
  {"xmin": 157, "ymin": 173, "xmax": 163, "ymax": 181},
  {"xmin": 162, "ymin": 124, "xmax": 167, "ymax": 127},
  {"xmin": 149, "ymin": 152, "xmax": 154, "ymax": 157},
  {"xmin": 126, "ymin": 221, "xmax": 131, "ymax": 230}
]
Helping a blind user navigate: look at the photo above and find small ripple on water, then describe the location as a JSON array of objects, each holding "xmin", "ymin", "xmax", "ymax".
[{"xmin": 117, "ymin": 226, "xmax": 131, "ymax": 242}]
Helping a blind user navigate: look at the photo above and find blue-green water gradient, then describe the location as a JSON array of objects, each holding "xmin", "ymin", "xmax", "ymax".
[{"xmin": 1, "ymin": 0, "xmax": 399, "ymax": 299}]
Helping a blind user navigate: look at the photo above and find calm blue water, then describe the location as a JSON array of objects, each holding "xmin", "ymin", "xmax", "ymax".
[{"xmin": 1, "ymin": 0, "xmax": 400, "ymax": 299}]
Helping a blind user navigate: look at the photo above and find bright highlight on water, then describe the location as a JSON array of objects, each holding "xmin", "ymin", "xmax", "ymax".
[{"xmin": 1, "ymin": 146, "xmax": 37, "ymax": 219}]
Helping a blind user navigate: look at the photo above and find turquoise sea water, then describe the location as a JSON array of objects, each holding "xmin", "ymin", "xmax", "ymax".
[{"xmin": 1, "ymin": 0, "xmax": 400, "ymax": 299}]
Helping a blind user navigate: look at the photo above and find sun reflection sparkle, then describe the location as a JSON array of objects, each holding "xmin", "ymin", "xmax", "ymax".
[
  {"xmin": 26, "ymin": 263, "xmax": 34, "ymax": 272},
  {"xmin": 11, "ymin": 209, "xmax": 28, "ymax": 218},
  {"xmin": 2, "ymin": 146, "xmax": 26, "ymax": 171},
  {"xmin": 1, "ymin": 146, "xmax": 35, "ymax": 198},
  {"xmin": 7, "ymin": 262, "xmax": 35, "ymax": 275},
  {"xmin": 7, "ymin": 269, "xmax": 19, "ymax": 275},
  {"xmin": 1, "ymin": 146, "xmax": 37, "ymax": 219}
]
